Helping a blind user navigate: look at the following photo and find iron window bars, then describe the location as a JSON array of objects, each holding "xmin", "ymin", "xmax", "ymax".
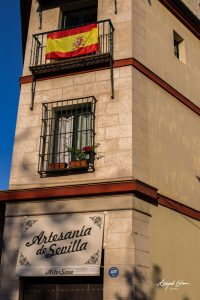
[{"xmin": 38, "ymin": 96, "xmax": 96, "ymax": 177}]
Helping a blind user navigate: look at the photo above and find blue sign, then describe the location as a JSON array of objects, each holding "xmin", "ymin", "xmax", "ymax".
[{"xmin": 109, "ymin": 266, "xmax": 119, "ymax": 278}]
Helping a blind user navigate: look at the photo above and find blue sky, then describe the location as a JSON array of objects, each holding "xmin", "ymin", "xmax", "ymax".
[{"xmin": 0, "ymin": 2, "xmax": 22, "ymax": 190}]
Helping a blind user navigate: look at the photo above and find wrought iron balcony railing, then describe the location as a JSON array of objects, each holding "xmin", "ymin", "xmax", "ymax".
[{"xmin": 29, "ymin": 19, "xmax": 114, "ymax": 75}]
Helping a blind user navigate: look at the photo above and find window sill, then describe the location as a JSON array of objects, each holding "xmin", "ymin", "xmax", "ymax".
[{"xmin": 39, "ymin": 162, "xmax": 94, "ymax": 178}]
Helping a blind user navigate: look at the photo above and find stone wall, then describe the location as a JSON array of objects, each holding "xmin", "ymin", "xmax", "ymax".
[
  {"xmin": 0, "ymin": 195, "xmax": 151, "ymax": 300},
  {"xmin": 0, "ymin": 204, "xmax": 5, "ymax": 267},
  {"xmin": 0, "ymin": 216, "xmax": 21, "ymax": 300},
  {"xmin": 10, "ymin": 67, "xmax": 133, "ymax": 189}
]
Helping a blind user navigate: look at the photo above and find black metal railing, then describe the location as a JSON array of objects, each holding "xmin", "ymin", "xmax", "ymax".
[{"xmin": 30, "ymin": 19, "xmax": 114, "ymax": 73}]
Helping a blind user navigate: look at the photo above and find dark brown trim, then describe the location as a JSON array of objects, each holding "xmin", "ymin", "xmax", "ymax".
[
  {"xmin": 0, "ymin": 180, "xmax": 200, "ymax": 221},
  {"xmin": 131, "ymin": 58, "xmax": 200, "ymax": 116},
  {"xmin": 158, "ymin": 194, "xmax": 200, "ymax": 221},
  {"xmin": 134, "ymin": 180, "xmax": 158, "ymax": 200},
  {"xmin": 0, "ymin": 180, "xmax": 157, "ymax": 203},
  {"xmin": 20, "ymin": 66, "xmax": 109, "ymax": 85},
  {"xmin": 113, "ymin": 58, "xmax": 133, "ymax": 68},
  {"xmin": 20, "ymin": 75, "xmax": 32, "ymax": 84},
  {"xmin": 19, "ymin": 59, "xmax": 135, "ymax": 84},
  {"xmin": 20, "ymin": 57, "xmax": 200, "ymax": 117},
  {"xmin": 159, "ymin": 0, "xmax": 200, "ymax": 40}
]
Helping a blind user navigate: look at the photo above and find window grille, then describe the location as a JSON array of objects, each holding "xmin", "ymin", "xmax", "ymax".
[{"xmin": 38, "ymin": 96, "xmax": 96, "ymax": 177}]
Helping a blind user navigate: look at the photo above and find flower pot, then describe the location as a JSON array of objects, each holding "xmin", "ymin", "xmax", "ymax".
[
  {"xmin": 69, "ymin": 160, "xmax": 88, "ymax": 168},
  {"xmin": 49, "ymin": 162, "xmax": 67, "ymax": 171}
]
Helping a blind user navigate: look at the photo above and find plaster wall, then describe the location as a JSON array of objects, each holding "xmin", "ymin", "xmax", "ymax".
[
  {"xmin": 150, "ymin": 205, "xmax": 200, "ymax": 300},
  {"xmin": 132, "ymin": 68, "xmax": 200, "ymax": 211},
  {"xmin": 133, "ymin": 0, "xmax": 200, "ymax": 107}
]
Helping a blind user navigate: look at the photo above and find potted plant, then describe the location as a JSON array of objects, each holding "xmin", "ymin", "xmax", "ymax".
[
  {"xmin": 66, "ymin": 143, "xmax": 102, "ymax": 169},
  {"xmin": 48, "ymin": 162, "xmax": 68, "ymax": 171},
  {"xmin": 82, "ymin": 143, "xmax": 101, "ymax": 163},
  {"xmin": 66, "ymin": 147, "xmax": 88, "ymax": 168}
]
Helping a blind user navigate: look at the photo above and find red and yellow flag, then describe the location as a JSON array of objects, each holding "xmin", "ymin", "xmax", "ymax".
[{"xmin": 46, "ymin": 23, "xmax": 98, "ymax": 59}]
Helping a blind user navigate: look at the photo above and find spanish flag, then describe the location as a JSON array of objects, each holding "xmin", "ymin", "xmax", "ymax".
[{"xmin": 46, "ymin": 23, "xmax": 98, "ymax": 59}]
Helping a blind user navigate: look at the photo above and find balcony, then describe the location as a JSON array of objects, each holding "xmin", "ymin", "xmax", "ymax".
[{"xmin": 29, "ymin": 19, "xmax": 114, "ymax": 76}]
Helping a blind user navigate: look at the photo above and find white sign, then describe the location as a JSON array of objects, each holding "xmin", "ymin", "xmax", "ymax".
[{"xmin": 16, "ymin": 213, "xmax": 104, "ymax": 277}]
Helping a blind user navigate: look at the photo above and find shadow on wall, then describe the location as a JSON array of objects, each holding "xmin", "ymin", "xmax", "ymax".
[
  {"xmin": 11, "ymin": 127, "xmax": 42, "ymax": 187},
  {"xmin": 115, "ymin": 264, "xmax": 161, "ymax": 300},
  {"xmin": 115, "ymin": 265, "xmax": 190, "ymax": 300}
]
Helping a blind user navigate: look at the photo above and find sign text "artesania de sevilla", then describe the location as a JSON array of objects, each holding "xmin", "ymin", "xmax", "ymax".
[{"xmin": 26, "ymin": 226, "xmax": 92, "ymax": 258}]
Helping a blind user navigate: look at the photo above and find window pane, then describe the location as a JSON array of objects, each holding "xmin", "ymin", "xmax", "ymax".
[{"xmin": 62, "ymin": 6, "xmax": 97, "ymax": 28}]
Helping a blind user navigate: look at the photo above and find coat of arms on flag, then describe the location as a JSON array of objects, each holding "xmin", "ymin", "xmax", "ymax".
[{"xmin": 72, "ymin": 36, "xmax": 85, "ymax": 50}]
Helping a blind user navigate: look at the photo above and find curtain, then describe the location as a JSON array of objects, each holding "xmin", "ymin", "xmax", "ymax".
[
  {"xmin": 53, "ymin": 116, "xmax": 74, "ymax": 163},
  {"xmin": 76, "ymin": 113, "xmax": 92, "ymax": 149},
  {"xmin": 53, "ymin": 112, "xmax": 92, "ymax": 163}
]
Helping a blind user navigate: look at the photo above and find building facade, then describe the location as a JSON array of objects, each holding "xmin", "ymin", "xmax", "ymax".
[{"xmin": 0, "ymin": 0, "xmax": 200, "ymax": 299}]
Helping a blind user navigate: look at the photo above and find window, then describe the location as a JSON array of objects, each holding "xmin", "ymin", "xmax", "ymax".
[
  {"xmin": 38, "ymin": 97, "xmax": 96, "ymax": 177},
  {"xmin": 61, "ymin": 6, "xmax": 97, "ymax": 28},
  {"xmin": 60, "ymin": 0, "xmax": 98, "ymax": 29},
  {"xmin": 173, "ymin": 31, "xmax": 186, "ymax": 63}
]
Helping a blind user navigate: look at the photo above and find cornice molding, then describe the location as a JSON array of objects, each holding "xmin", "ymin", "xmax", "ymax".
[
  {"xmin": 0, "ymin": 180, "xmax": 200, "ymax": 221},
  {"xmin": 130, "ymin": 58, "xmax": 200, "ymax": 116},
  {"xmin": 20, "ymin": 57, "xmax": 200, "ymax": 117},
  {"xmin": 159, "ymin": 0, "xmax": 200, "ymax": 40},
  {"xmin": 158, "ymin": 194, "xmax": 200, "ymax": 221},
  {"xmin": 0, "ymin": 180, "xmax": 157, "ymax": 202}
]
